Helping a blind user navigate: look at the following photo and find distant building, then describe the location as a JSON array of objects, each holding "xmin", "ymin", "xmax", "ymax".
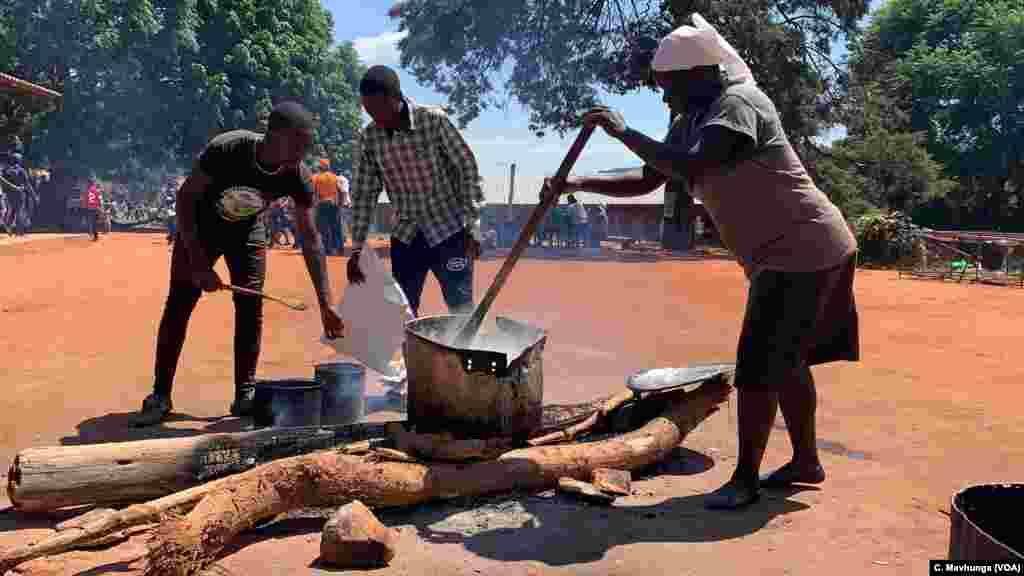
[{"xmin": 478, "ymin": 202, "xmax": 715, "ymax": 245}]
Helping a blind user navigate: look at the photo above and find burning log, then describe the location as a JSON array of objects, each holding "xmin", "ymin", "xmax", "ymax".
[{"xmin": 141, "ymin": 379, "xmax": 729, "ymax": 576}]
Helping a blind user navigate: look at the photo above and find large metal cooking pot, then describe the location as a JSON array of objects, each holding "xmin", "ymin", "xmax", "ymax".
[{"xmin": 404, "ymin": 314, "xmax": 546, "ymax": 439}]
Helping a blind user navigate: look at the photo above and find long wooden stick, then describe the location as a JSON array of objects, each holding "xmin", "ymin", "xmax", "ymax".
[
  {"xmin": 452, "ymin": 125, "xmax": 596, "ymax": 348},
  {"xmin": 222, "ymin": 284, "xmax": 307, "ymax": 311}
]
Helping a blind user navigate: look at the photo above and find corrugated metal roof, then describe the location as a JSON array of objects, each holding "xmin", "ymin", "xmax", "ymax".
[{"xmin": 0, "ymin": 73, "xmax": 62, "ymax": 99}]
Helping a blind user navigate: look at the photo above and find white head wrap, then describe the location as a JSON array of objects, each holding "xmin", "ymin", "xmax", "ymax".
[{"xmin": 651, "ymin": 13, "xmax": 754, "ymax": 85}]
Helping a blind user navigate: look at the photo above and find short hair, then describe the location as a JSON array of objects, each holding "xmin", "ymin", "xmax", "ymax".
[
  {"xmin": 359, "ymin": 65, "xmax": 402, "ymax": 98},
  {"xmin": 268, "ymin": 101, "xmax": 315, "ymax": 132}
]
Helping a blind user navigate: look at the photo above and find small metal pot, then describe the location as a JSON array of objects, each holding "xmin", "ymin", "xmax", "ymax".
[
  {"xmin": 404, "ymin": 315, "xmax": 546, "ymax": 439},
  {"xmin": 251, "ymin": 379, "xmax": 322, "ymax": 429},
  {"xmin": 315, "ymin": 362, "xmax": 366, "ymax": 426}
]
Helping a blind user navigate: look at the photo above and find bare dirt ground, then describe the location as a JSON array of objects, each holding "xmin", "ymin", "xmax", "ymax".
[{"xmin": 1, "ymin": 232, "xmax": 1022, "ymax": 575}]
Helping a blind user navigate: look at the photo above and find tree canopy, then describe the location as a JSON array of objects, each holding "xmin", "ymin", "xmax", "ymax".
[
  {"xmin": 1, "ymin": 0, "xmax": 365, "ymax": 195},
  {"xmin": 388, "ymin": 0, "xmax": 870, "ymax": 151},
  {"xmin": 846, "ymin": 0, "xmax": 1024, "ymax": 227}
]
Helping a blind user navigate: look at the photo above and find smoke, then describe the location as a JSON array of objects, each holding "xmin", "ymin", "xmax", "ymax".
[
  {"xmin": 317, "ymin": 363, "xmax": 366, "ymax": 425},
  {"xmin": 431, "ymin": 316, "xmax": 532, "ymax": 358},
  {"xmin": 269, "ymin": 395, "xmax": 293, "ymax": 428},
  {"xmin": 262, "ymin": 380, "xmax": 322, "ymax": 428}
]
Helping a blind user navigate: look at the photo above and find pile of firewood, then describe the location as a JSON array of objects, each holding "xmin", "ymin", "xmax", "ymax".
[{"xmin": 0, "ymin": 378, "xmax": 731, "ymax": 576}]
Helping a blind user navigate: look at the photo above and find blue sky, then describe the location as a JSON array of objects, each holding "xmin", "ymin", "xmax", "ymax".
[{"xmin": 327, "ymin": 1, "xmax": 884, "ymax": 204}]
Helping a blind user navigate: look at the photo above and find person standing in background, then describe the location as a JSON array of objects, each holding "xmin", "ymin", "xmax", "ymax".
[
  {"xmin": 592, "ymin": 201, "xmax": 609, "ymax": 248},
  {"xmin": 554, "ymin": 201, "xmax": 570, "ymax": 248},
  {"xmin": 1, "ymin": 152, "xmax": 36, "ymax": 236},
  {"xmin": 568, "ymin": 194, "xmax": 590, "ymax": 248},
  {"xmin": 82, "ymin": 178, "xmax": 103, "ymax": 241},
  {"xmin": 336, "ymin": 170, "xmax": 352, "ymax": 255},
  {"xmin": 311, "ymin": 159, "xmax": 344, "ymax": 255}
]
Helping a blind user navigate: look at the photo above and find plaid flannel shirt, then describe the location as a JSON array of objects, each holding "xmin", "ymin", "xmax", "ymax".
[{"xmin": 350, "ymin": 98, "xmax": 485, "ymax": 249}]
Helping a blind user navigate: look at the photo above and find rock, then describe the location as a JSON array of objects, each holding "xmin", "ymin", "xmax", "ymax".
[
  {"xmin": 556, "ymin": 477, "xmax": 616, "ymax": 505},
  {"xmin": 592, "ymin": 468, "xmax": 631, "ymax": 496},
  {"xmin": 319, "ymin": 500, "xmax": 398, "ymax": 568}
]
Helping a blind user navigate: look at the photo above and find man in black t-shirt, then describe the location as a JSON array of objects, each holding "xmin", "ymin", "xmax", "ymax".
[{"xmin": 136, "ymin": 101, "xmax": 345, "ymax": 426}]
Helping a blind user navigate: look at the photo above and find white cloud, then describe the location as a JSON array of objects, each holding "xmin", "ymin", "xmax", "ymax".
[{"xmin": 352, "ymin": 31, "xmax": 408, "ymax": 67}]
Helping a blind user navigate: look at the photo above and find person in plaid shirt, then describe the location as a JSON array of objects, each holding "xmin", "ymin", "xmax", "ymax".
[{"xmin": 347, "ymin": 65, "xmax": 485, "ymax": 317}]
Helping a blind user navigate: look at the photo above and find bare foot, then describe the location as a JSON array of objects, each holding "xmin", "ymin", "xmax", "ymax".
[
  {"xmin": 759, "ymin": 461, "xmax": 826, "ymax": 488},
  {"xmin": 704, "ymin": 478, "xmax": 760, "ymax": 510}
]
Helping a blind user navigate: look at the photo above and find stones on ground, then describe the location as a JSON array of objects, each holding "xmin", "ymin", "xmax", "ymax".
[
  {"xmin": 319, "ymin": 500, "xmax": 398, "ymax": 568},
  {"xmin": 592, "ymin": 468, "xmax": 632, "ymax": 496},
  {"xmin": 557, "ymin": 477, "xmax": 616, "ymax": 505}
]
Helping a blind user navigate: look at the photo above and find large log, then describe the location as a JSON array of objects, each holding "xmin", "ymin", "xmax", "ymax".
[
  {"xmin": 7, "ymin": 399, "xmax": 607, "ymax": 513},
  {"xmin": 143, "ymin": 379, "xmax": 731, "ymax": 576},
  {"xmin": 7, "ymin": 422, "xmax": 397, "ymax": 512}
]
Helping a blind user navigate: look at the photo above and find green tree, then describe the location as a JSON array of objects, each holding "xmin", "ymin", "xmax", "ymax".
[
  {"xmin": 827, "ymin": 81, "xmax": 956, "ymax": 214},
  {"xmin": 3, "ymin": 0, "xmax": 364, "ymax": 220},
  {"xmin": 849, "ymin": 0, "xmax": 1024, "ymax": 228},
  {"xmin": 387, "ymin": 0, "xmax": 870, "ymax": 152}
]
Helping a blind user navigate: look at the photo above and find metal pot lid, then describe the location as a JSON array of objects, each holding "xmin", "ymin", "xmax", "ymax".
[{"xmin": 626, "ymin": 363, "xmax": 736, "ymax": 393}]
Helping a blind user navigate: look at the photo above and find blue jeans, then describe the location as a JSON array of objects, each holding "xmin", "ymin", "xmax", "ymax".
[
  {"xmin": 576, "ymin": 222, "xmax": 591, "ymax": 247},
  {"xmin": 390, "ymin": 230, "xmax": 474, "ymax": 317},
  {"xmin": 316, "ymin": 202, "xmax": 342, "ymax": 254}
]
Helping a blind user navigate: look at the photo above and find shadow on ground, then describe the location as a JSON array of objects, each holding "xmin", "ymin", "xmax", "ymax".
[
  {"xmin": 366, "ymin": 447, "xmax": 812, "ymax": 567},
  {"xmin": 60, "ymin": 412, "xmax": 250, "ymax": 445},
  {"xmin": 636, "ymin": 447, "xmax": 716, "ymax": 479},
  {"xmin": 387, "ymin": 487, "xmax": 814, "ymax": 567},
  {"xmin": 59, "ymin": 392, "xmax": 404, "ymax": 446}
]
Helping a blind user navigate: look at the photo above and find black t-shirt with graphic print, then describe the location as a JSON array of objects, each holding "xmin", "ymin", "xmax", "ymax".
[{"xmin": 195, "ymin": 130, "xmax": 314, "ymax": 245}]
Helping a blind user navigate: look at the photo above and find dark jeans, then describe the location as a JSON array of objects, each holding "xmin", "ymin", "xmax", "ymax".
[
  {"xmin": 85, "ymin": 209, "xmax": 99, "ymax": 239},
  {"xmin": 153, "ymin": 233, "xmax": 267, "ymax": 397},
  {"xmin": 391, "ymin": 230, "xmax": 474, "ymax": 317},
  {"xmin": 575, "ymin": 222, "xmax": 591, "ymax": 248},
  {"xmin": 316, "ymin": 202, "xmax": 342, "ymax": 254}
]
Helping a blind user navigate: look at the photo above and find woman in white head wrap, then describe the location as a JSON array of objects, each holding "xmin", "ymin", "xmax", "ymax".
[{"xmin": 544, "ymin": 13, "xmax": 860, "ymax": 511}]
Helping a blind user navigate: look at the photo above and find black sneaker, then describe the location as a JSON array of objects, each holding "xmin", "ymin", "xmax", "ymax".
[
  {"xmin": 230, "ymin": 386, "xmax": 255, "ymax": 417},
  {"xmin": 134, "ymin": 393, "xmax": 172, "ymax": 427}
]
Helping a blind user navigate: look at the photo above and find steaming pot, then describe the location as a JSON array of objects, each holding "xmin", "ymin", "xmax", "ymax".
[{"xmin": 404, "ymin": 314, "xmax": 546, "ymax": 439}]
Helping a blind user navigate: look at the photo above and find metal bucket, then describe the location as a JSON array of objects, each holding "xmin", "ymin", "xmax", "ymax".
[
  {"xmin": 315, "ymin": 362, "xmax": 367, "ymax": 426},
  {"xmin": 949, "ymin": 483, "xmax": 1024, "ymax": 560},
  {"xmin": 404, "ymin": 314, "xmax": 546, "ymax": 439},
  {"xmin": 252, "ymin": 379, "xmax": 322, "ymax": 429}
]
